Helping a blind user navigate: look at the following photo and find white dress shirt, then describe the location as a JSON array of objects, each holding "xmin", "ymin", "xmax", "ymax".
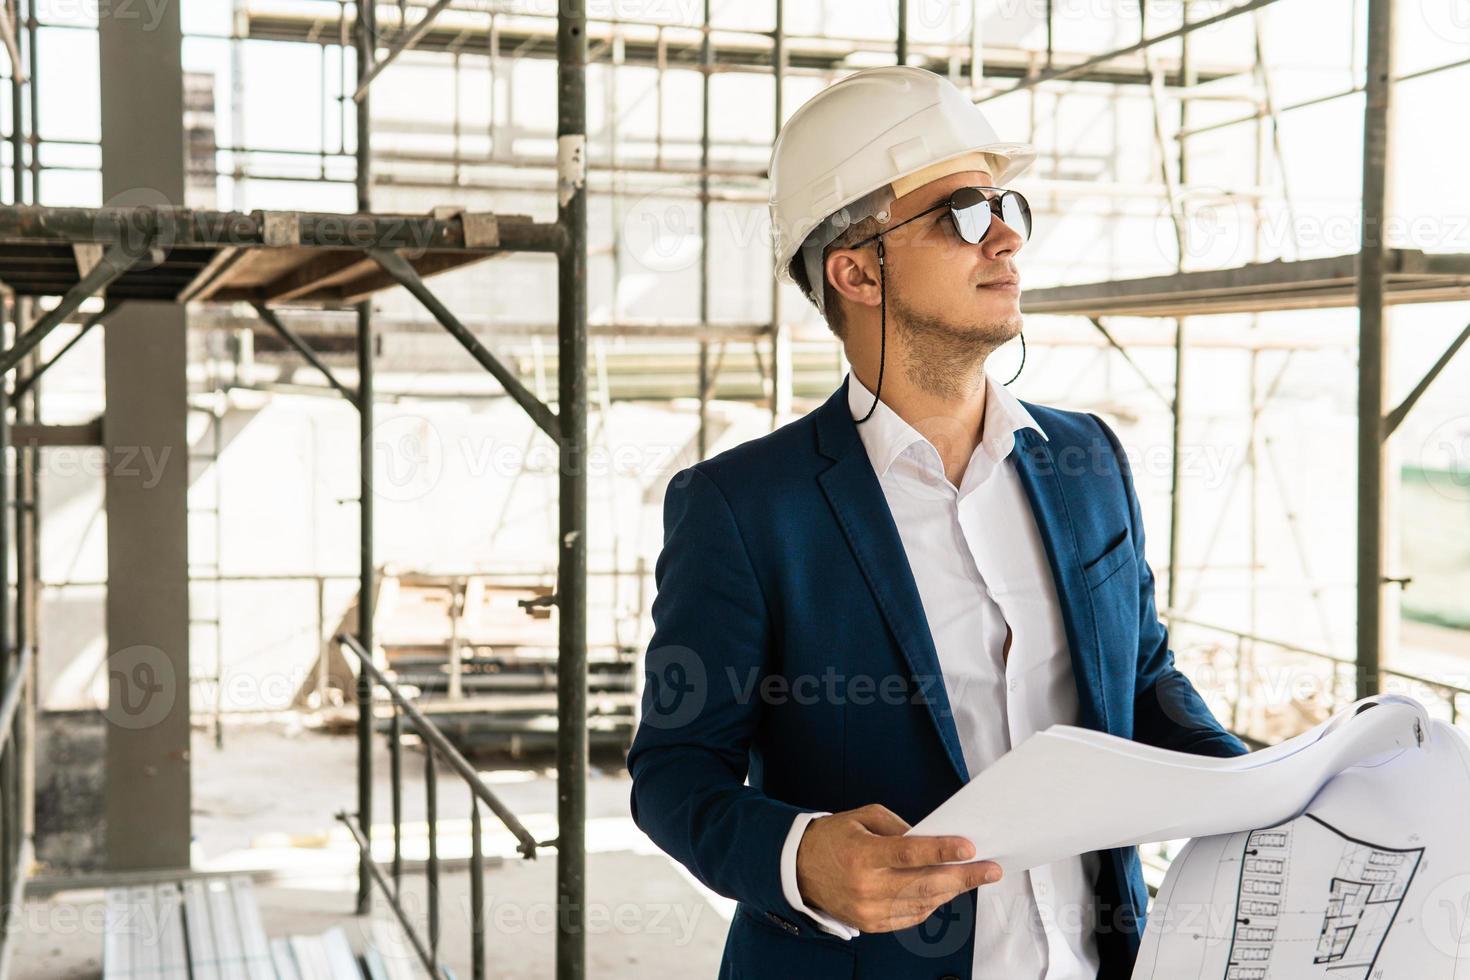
[{"xmin": 779, "ymin": 369, "xmax": 1102, "ymax": 979}]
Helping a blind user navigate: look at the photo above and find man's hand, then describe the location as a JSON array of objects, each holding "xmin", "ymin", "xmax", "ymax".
[{"xmin": 795, "ymin": 803, "xmax": 1003, "ymax": 933}]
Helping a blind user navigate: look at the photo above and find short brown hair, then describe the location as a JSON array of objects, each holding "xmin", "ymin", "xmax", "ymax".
[{"xmin": 786, "ymin": 214, "xmax": 884, "ymax": 341}]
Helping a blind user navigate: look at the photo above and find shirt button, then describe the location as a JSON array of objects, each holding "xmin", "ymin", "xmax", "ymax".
[{"xmin": 1008, "ymin": 678, "xmax": 1018, "ymax": 691}]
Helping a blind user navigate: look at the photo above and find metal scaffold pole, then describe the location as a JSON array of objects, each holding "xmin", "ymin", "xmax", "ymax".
[
  {"xmin": 354, "ymin": 0, "xmax": 376, "ymax": 918},
  {"xmin": 1355, "ymin": 0, "xmax": 1394, "ymax": 699},
  {"xmin": 556, "ymin": 1, "xmax": 588, "ymax": 977}
]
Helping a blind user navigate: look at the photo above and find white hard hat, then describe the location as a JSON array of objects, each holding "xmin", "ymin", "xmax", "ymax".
[{"xmin": 768, "ymin": 65, "xmax": 1036, "ymax": 309}]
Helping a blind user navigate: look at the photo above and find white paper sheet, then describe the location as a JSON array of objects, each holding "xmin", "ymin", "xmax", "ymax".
[
  {"xmin": 1132, "ymin": 715, "xmax": 1470, "ymax": 979},
  {"xmin": 906, "ymin": 695, "xmax": 1429, "ymax": 875}
]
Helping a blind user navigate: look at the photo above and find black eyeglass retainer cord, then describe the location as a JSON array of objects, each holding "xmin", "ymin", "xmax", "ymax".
[{"xmin": 852, "ymin": 206, "xmax": 1027, "ymax": 425}]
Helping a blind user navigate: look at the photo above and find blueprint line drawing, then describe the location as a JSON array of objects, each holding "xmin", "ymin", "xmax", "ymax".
[
  {"xmin": 1132, "ymin": 701, "xmax": 1470, "ymax": 980},
  {"xmin": 1221, "ymin": 814, "xmax": 1424, "ymax": 980}
]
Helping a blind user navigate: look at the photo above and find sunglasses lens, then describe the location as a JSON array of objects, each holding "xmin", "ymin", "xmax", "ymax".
[
  {"xmin": 949, "ymin": 187, "xmax": 992, "ymax": 244},
  {"xmin": 999, "ymin": 191, "xmax": 1032, "ymax": 241}
]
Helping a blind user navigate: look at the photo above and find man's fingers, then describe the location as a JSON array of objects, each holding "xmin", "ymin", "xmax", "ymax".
[
  {"xmin": 874, "ymin": 833, "xmax": 978, "ymax": 869},
  {"xmin": 893, "ymin": 860, "xmax": 1004, "ymax": 902},
  {"xmin": 859, "ymin": 862, "xmax": 1004, "ymax": 930}
]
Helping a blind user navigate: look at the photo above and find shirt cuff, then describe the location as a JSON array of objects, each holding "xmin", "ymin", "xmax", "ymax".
[{"xmin": 780, "ymin": 810, "xmax": 860, "ymax": 939}]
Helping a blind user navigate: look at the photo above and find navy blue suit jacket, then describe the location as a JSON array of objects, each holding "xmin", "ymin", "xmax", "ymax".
[{"xmin": 627, "ymin": 376, "xmax": 1249, "ymax": 979}]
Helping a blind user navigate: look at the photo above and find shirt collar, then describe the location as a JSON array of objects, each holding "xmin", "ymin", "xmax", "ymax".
[{"xmin": 845, "ymin": 368, "xmax": 1048, "ymax": 480}]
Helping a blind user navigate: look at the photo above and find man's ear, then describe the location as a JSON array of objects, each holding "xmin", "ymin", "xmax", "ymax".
[{"xmin": 824, "ymin": 248, "xmax": 883, "ymax": 310}]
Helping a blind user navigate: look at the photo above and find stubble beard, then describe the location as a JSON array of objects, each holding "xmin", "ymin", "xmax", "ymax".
[{"xmin": 888, "ymin": 289, "xmax": 1024, "ymax": 401}]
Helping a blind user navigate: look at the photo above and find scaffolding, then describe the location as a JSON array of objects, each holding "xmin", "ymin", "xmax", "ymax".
[
  {"xmin": 0, "ymin": 2, "xmax": 590, "ymax": 978},
  {"xmin": 180, "ymin": 0, "xmax": 1463, "ymax": 742},
  {"xmin": 0, "ymin": 0, "xmax": 1467, "ymax": 977}
]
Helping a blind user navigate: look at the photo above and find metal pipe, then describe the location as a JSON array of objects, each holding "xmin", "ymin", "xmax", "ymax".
[
  {"xmin": 425, "ymin": 744, "xmax": 440, "ymax": 967},
  {"xmin": 769, "ymin": 0, "xmax": 786, "ymax": 427},
  {"xmin": 352, "ymin": 0, "xmax": 455, "ymax": 101},
  {"xmin": 390, "ymin": 709, "xmax": 403, "ymax": 895},
  {"xmin": 12, "ymin": 305, "xmax": 109, "ymax": 399},
  {"xmin": 0, "ymin": 646, "xmax": 29, "ymax": 740},
  {"xmin": 0, "ymin": 245, "xmax": 139, "ymax": 375},
  {"xmin": 0, "ymin": 3, "xmax": 23, "ymax": 87},
  {"xmin": 13, "ymin": 319, "xmax": 31, "ymax": 850},
  {"xmin": 1165, "ymin": 1, "xmax": 1193, "ymax": 626},
  {"xmin": 1384, "ymin": 319, "xmax": 1470, "ymax": 435},
  {"xmin": 1355, "ymin": 0, "xmax": 1392, "ymax": 699},
  {"xmin": 365, "ymin": 247, "xmax": 560, "ymax": 441},
  {"xmin": 354, "ymin": 0, "xmax": 375, "ymax": 918},
  {"xmin": 1180, "ymin": 54, "xmax": 1470, "ymax": 140},
  {"xmin": 696, "ymin": 0, "xmax": 710, "ymax": 460},
  {"xmin": 976, "ymin": 0, "xmax": 1283, "ymax": 104},
  {"xmin": 896, "ymin": 0, "xmax": 906, "ymax": 65},
  {"xmin": 556, "ymin": 1, "xmax": 588, "ymax": 976},
  {"xmin": 1086, "ymin": 317, "xmax": 1172, "ymax": 409},
  {"xmin": 0, "ymin": 205, "xmax": 565, "ymax": 252},
  {"xmin": 336, "ymin": 812, "xmax": 439, "ymax": 976},
  {"xmin": 0, "ymin": 329, "xmax": 8, "ymax": 912},
  {"xmin": 249, "ymin": 301, "xmax": 359, "ymax": 406},
  {"xmin": 16, "ymin": 21, "xmax": 33, "ymax": 837},
  {"xmin": 470, "ymin": 799, "xmax": 485, "ymax": 980},
  {"xmin": 336, "ymin": 634, "xmax": 540, "ymax": 852},
  {"xmin": 9, "ymin": 0, "xmax": 22, "ymax": 204},
  {"xmin": 23, "ymin": 0, "xmax": 32, "ymax": 201}
]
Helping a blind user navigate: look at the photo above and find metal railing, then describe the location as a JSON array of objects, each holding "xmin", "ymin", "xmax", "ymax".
[
  {"xmin": 334, "ymin": 633, "xmax": 545, "ymax": 980},
  {"xmin": 0, "ymin": 645, "xmax": 33, "ymax": 980},
  {"xmin": 1165, "ymin": 610, "xmax": 1470, "ymax": 734}
]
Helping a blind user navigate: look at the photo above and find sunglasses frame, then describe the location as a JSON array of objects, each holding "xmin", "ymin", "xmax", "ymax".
[{"xmin": 847, "ymin": 185, "xmax": 1030, "ymax": 252}]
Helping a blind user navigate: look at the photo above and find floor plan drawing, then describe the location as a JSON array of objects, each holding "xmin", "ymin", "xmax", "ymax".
[
  {"xmin": 1220, "ymin": 815, "xmax": 1424, "ymax": 980},
  {"xmin": 1133, "ymin": 710, "xmax": 1470, "ymax": 980}
]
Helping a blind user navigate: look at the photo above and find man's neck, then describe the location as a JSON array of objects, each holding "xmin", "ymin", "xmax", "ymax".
[{"xmin": 851, "ymin": 360, "xmax": 988, "ymax": 488}]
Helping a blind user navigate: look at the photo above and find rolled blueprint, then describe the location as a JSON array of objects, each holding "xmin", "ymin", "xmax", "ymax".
[{"xmin": 906, "ymin": 694, "xmax": 1429, "ymax": 873}]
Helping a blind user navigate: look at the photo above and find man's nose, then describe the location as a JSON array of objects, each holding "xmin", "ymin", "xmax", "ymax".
[{"xmin": 982, "ymin": 211, "xmax": 1025, "ymax": 259}]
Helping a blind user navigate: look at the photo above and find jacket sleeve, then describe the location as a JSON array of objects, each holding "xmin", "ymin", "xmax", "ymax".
[
  {"xmin": 626, "ymin": 463, "xmax": 822, "ymax": 929},
  {"xmin": 1090, "ymin": 413, "xmax": 1251, "ymax": 760}
]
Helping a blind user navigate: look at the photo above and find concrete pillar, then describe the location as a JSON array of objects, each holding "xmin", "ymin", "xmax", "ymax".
[{"xmin": 98, "ymin": 0, "xmax": 191, "ymax": 870}]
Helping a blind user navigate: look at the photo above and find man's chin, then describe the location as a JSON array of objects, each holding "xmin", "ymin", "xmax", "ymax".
[{"xmin": 978, "ymin": 309, "xmax": 1024, "ymax": 341}]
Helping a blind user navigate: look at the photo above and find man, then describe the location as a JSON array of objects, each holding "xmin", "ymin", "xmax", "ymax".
[{"xmin": 627, "ymin": 65, "xmax": 1248, "ymax": 979}]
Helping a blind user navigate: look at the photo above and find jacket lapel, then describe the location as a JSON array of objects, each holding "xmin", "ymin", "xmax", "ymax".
[
  {"xmin": 813, "ymin": 378, "xmax": 972, "ymax": 784},
  {"xmin": 1008, "ymin": 423, "xmax": 1112, "ymax": 735}
]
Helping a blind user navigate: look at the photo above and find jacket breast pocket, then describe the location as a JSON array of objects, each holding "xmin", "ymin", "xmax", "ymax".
[{"xmin": 1082, "ymin": 527, "xmax": 1135, "ymax": 591}]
